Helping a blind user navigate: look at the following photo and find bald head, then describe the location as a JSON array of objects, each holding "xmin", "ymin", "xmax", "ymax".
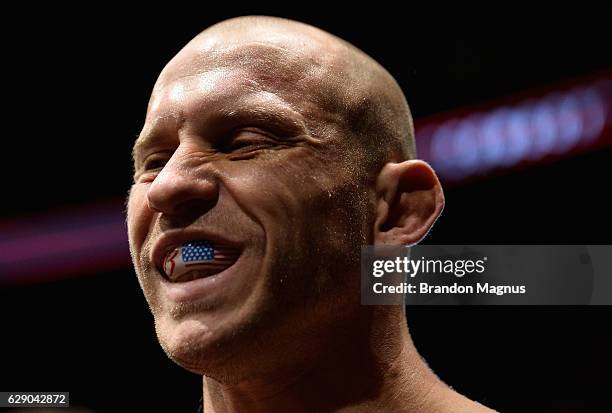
[
  {"xmin": 128, "ymin": 17, "xmax": 447, "ymax": 395},
  {"xmin": 152, "ymin": 16, "xmax": 415, "ymax": 174}
]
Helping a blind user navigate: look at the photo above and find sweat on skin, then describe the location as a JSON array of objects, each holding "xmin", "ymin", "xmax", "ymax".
[{"xmin": 127, "ymin": 15, "xmax": 496, "ymax": 413}]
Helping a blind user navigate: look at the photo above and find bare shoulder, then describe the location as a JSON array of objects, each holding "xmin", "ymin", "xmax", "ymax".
[
  {"xmin": 426, "ymin": 384, "xmax": 499, "ymax": 413},
  {"xmin": 443, "ymin": 392, "xmax": 499, "ymax": 412}
]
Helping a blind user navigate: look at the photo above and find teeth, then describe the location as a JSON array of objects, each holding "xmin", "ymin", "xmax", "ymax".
[{"xmin": 162, "ymin": 240, "xmax": 240, "ymax": 282}]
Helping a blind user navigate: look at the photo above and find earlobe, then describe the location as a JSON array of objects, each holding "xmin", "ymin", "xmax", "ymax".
[{"xmin": 374, "ymin": 161, "xmax": 445, "ymax": 245}]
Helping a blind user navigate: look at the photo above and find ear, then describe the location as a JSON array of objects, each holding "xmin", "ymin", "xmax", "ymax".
[{"xmin": 374, "ymin": 160, "xmax": 445, "ymax": 245}]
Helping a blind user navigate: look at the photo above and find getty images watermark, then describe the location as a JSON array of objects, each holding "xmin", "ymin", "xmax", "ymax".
[{"xmin": 361, "ymin": 245, "xmax": 612, "ymax": 305}]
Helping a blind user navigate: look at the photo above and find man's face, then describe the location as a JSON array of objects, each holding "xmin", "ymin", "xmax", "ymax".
[{"xmin": 126, "ymin": 38, "xmax": 372, "ymax": 374}]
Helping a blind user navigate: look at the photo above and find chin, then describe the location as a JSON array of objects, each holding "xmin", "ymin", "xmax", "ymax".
[
  {"xmin": 154, "ymin": 317, "xmax": 219, "ymax": 374},
  {"xmin": 155, "ymin": 307, "xmax": 257, "ymax": 376}
]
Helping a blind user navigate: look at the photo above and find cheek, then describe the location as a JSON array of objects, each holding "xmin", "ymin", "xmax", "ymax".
[
  {"xmin": 221, "ymin": 148, "xmax": 368, "ymax": 253},
  {"xmin": 222, "ymin": 152, "xmax": 322, "ymax": 233},
  {"xmin": 126, "ymin": 184, "xmax": 153, "ymax": 255},
  {"xmin": 220, "ymin": 151, "xmax": 370, "ymax": 313}
]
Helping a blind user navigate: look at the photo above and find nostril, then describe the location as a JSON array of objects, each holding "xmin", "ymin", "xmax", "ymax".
[
  {"xmin": 159, "ymin": 198, "xmax": 220, "ymax": 229},
  {"xmin": 177, "ymin": 197, "xmax": 218, "ymax": 219},
  {"xmin": 146, "ymin": 171, "xmax": 219, "ymax": 215}
]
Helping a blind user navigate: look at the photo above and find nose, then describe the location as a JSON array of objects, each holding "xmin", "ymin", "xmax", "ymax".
[{"xmin": 146, "ymin": 149, "xmax": 219, "ymax": 217}]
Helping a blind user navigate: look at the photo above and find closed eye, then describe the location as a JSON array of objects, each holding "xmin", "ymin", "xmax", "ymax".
[
  {"xmin": 142, "ymin": 153, "xmax": 171, "ymax": 171},
  {"xmin": 221, "ymin": 129, "xmax": 277, "ymax": 153}
]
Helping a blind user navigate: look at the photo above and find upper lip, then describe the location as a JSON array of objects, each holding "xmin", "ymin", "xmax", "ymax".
[{"xmin": 150, "ymin": 229, "xmax": 242, "ymax": 276}]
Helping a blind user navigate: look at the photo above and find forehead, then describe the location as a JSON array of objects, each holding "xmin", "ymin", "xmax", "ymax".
[
  {"xmin": 149, "ymin": 33, "xmax": 350, "ymax": 111},
  {"xmin": 142, "ymin": 71, "xmax": 307, "ymax": 141},
  {"xmin": 143, "ymin": 67, "xmax": 304, "ymax": 140},
  {"xmin": 166, "ymin": 24, "xmax": 342, "ymax": 79},
  {"xmin": 140, "ymin": 41, "xmax": 350, "ymax": 142},
  {"xmin": 156, "ymin": 42, "xmax": 317, "ymax": 99}
]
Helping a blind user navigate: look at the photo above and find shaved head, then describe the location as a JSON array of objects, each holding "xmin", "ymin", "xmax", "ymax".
[
  {"xmin": 128, "ymin": 16, "xmax": 456, "ymax": 413},
  {"xmin": 152, "ymin": 16, "xmax": 415, "ymax": 176}
]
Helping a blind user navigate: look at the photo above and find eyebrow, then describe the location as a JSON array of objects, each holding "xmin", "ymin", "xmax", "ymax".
[
  {"xmin": 222, "ymin": 104, "xmax": 307, "ymax": 135},
  {"xmin": 132, "ymin": 130, "xmax": 167, "ymax": 162},
  {"xmin": 131, "ymin": 97, "xmax": 310, "ymax": 164}
]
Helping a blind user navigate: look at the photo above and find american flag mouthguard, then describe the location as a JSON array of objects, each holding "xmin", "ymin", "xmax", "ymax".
[{"xmin": 162, "ymin": 240, "xmax": 240, "ymax": 281}]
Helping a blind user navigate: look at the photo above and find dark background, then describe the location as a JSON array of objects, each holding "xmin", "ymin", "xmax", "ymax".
[{"xmin": 1, "ymin": 4, "xmax": 611, "ymax": 412}]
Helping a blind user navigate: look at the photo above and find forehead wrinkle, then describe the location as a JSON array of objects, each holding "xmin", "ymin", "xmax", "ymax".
[
  {"xmin": 161, "ymin": 39, "xmax": 341, "ymax": 99},
  {"xmin": 135, "ymin": 74, "xmax": 312, "ymax": 161},
  {"xmin": 150, "ymin": 34, "xmax": 361, "ymax": 148},
  {"xmin": 165, "ymin": 71, "xmax": 307, "ymax": 127},
  {"xmin": 157, "ymin": 43, "xmax": 285, "ymax": 88},
  {"xmin": 149, "ymin": 68, "xmax": 230, "ymax": 116}
]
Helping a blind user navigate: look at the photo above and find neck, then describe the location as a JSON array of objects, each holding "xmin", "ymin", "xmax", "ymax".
[{"xmin": 201, "ymin": 306, "xmax": 486, "ymax": 413}]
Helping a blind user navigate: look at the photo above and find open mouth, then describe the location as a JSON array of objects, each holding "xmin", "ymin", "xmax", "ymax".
[{"xmin": 161, "ymin": 240, "xmax": 241, "ymax": 283}]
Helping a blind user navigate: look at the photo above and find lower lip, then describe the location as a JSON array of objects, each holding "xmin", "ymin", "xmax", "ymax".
[{"xmin": 158, "ymin": 255, "xmax": 243, "ymax": 303}]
